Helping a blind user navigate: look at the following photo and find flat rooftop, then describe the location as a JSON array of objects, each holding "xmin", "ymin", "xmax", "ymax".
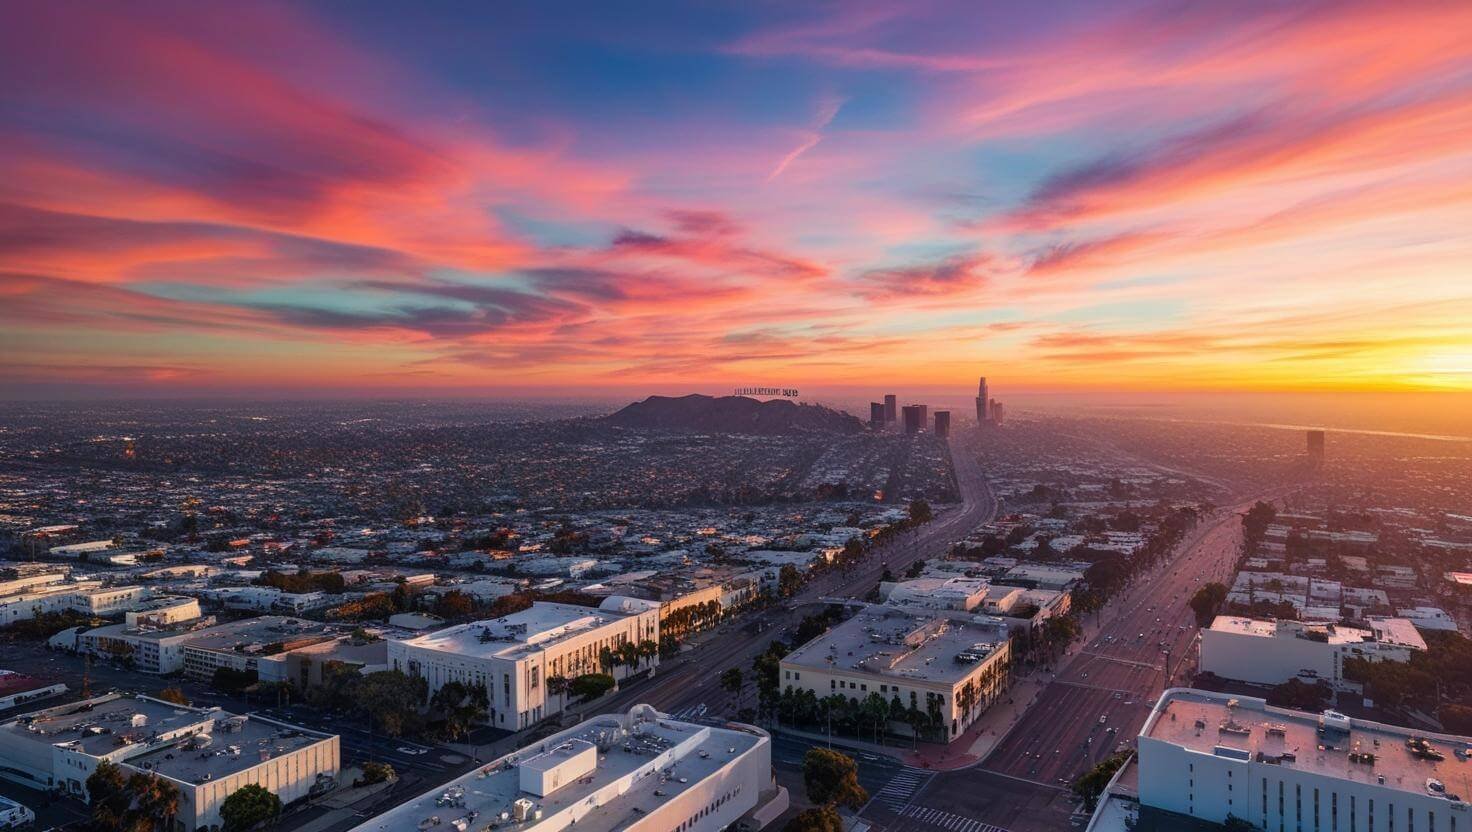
[
  {"xmin": 397, "ymin": 603, "xmax": 630, "ymax": 661},
  {"xmin": 182, "ymin": 616, "xmax": 337, "ymax": 653},
  {"xmin": 782, "ymin": 607, "xmax": 1007, "ymax": 685},
  {"xmin": 3, "ymin": 694, "xmax": 212, "ymax": 757},
  {"xmin": 351, "ymin": 710, "xmax": 764, "ymax": 832},
  {"xmin": 1144, "ymin": 689, "xmax": 1472, "ymax": 801},
  {"xmin": 2, "ymin": 694, "xmax": 334, "ymax": 784},
  {"xmin": 126, "ymin": 714, "xmax": 332, "ymax": 785},
  {"xmin": 1209, "ymin": 616, "xmax": 1426, "ymax": 650}
]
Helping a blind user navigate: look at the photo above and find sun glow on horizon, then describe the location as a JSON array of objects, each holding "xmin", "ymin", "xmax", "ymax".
[{"xmin": 1, "ymin": 1, "xmax": 1470, "ymax": 397}]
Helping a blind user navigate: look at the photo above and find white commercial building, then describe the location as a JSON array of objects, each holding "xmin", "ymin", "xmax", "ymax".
[
  {"xmin": 204, "ymin": 586, "xmax": 333, "ymax": 614},
  {"xmin": 0, "ymin": 571, "xmax": 70, "ymax": 599},
  {"xmin": 349, "ymin": 705, "xmax": 780, "ymax": 832},
  {"xmin": 880, "ymin": 577, "xmax": 990, "ymax": 612},
  {"xmin": 779, "ymin": 606, "xmax": 1011, "ymax": 742},
  {"xmin": 1138, "ymin": 688, "xmax": 1472, "ymax": 831},
  {"xmin": 1200, "ymin": 616, "xmax": 1426, "ymax": 687},
  {"xmin": 74, "ymin": 615, "xmax": 335, "ymax": 677},
  {"xmin": 1398, "ymin": 607, "xmax": 1460, "ymax": 633},
  {"xmin": 0, "ymin": 693, "xmax": 338, "ymax": 832},
  {"xmin": 0, "ymin": 582, "xmax": 162, "ymax": 627},
  {"xmin": 123, "ymin": 595, "xmax": 202, "ymax": 628},
  {"xmin": 0, "ymin": 795, "xmax": 35, "ymax": 829},
  {"xmin": 389, "ymin": 598, "xmax": 660, "ymax": 731}
]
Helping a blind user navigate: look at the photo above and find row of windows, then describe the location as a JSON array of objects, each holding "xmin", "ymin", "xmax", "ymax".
[
  {"xmin": 1183, "ymin": 762, "xmax": 1457, "ymax": 832},
  {"xmin": 671, "ymin": 784, "xmax": 743, "ymax": 832}
]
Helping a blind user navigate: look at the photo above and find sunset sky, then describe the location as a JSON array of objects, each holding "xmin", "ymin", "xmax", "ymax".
[{"xmin": 3, "ymin": 1, "xmax": 1472, "ymax": 398}]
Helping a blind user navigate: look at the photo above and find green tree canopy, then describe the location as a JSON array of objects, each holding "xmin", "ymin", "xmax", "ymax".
[
  {"xmin": 353, "ymin": 670, "xmax": 428, "ymax": 737},
  {"xmin": 802, "ymin": 748, "xmax": 869, "ymax": 810},
  {"xmin": 1189, "ymin": 582, "xmax": 1229, "ymax": 626},
  {"xmin": 569, "ymin": 673, "xmax": 616, "ymax": 701},
  {"xmin": 1072, "ymin": 753, "xmax": 1129, "ymax": 810},
  {"xmin": 220, "ymin": 783, "xmax": 282, "ymax": 832}
]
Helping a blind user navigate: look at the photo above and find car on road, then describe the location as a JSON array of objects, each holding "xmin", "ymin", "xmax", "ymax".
[
  {"xmin": 397, "ymin": 746, "xmax": 428, "ymax": 755},
  {"xmin": 1099, "ymin": 715, "xmax": 1107, "ymax": 724}
]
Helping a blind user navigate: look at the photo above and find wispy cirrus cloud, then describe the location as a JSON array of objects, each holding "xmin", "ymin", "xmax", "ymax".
[{"xmin": 2, "ymin": 0, "xmax": 1471, "ymax": 394}]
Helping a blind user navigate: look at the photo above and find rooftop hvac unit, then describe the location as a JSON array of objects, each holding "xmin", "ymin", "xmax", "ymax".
[
  {"xmin": 131, "ymin": 713, "xmax": 149, "ymax": 728},
  {"xmin": 511, "ymin": 799, "xmax": 534, "ymax": 822}
]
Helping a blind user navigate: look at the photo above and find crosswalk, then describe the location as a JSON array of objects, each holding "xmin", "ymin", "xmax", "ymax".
[
  {"xmin": 897, "ymin": 805, "xmax": 1009, "ymax": 832},
  {"xmin": 870, "ymin": 766, "xmax": 933, "ymax": 812}
]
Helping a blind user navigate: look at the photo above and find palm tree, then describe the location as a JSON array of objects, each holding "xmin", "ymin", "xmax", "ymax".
[
  {"xmin": 547, "ymin": 675, "xmax": 568, "ymax": 714},
  {"xmin": 637, "ymin": 639, "xmax": 658, "ymax": 669},
  {"xmin": 957, "ymin": 679, "xmax": 977, "ymax": 727},
  {"xmin": 128, "ymin": 771, "xmax": 180, "ymax": 832},
  {"xmin": 618, "ymin": 641, "xmax": 640, "ymax": 673},
  {"xmin": 861, "ymin": 692, "xmax": 889, "ymax": 744}
]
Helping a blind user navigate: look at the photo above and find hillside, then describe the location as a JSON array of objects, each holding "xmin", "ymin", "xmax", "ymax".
[{"xmin": 605, "ymin": 394, "xmax": 864, "ymax": 434}]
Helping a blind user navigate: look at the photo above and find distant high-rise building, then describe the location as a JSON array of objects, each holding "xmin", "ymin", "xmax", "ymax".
[
  {"xmin": 869, "ymin": 402, "xmax": 885, "ymax": 427},
  {"xmin": 990, "ymin": 401, "xmax": 1005, "ymax": 426},
  {"xmin": 916, "ymin": 404, "xmax": 928, "ymax": 429},
  {"xmin": 884, "ymin": 394, "xmax": 897, "ymax": 423},
  {"xmin": 901, "ymin": 405, "xmax": 923, "ymax": 434},
  {"xmin": 933, "ymin": 410, "xmax": 951, "ymax": 438},
  {"xmin": 975, "ymin": 377, "xmax": 989, "ymax": 424},
  {"xmin": 1307, "ymin": 429, "xmax": 1325, "ymax": 465}
]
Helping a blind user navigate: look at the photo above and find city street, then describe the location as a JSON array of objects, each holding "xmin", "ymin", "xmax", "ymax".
[
  {"xmin": 581, "ymin": 429, "xmax": 1000, "ymax": 723},
  {"xmin": 981, "ymin": 501, "xmax": 1249, "ymax": 787},
  {"xmin": 851, "ymin": 488, "xmax": 1298, "ymax": 832}
]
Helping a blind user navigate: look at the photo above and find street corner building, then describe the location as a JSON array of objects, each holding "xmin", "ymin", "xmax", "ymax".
[
  {"xmin": 348, "ymin": 704, "xmax": 785, "ymax": 832},
  {"xmin": 778, "ymin": 606, "xmax": 1011, "ymax": 742},
  {"xmin": 387, "ymin": 597, "xmax": 661, "ymax": 731},
  {"xmin": 0, "ymin": 692, "xmax": 339, "ymax": 832}
]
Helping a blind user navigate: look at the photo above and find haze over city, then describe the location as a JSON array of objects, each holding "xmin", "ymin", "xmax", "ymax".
[{"xmin": 2, "ymin": 5, "xmax": 1472, "ymax": 832}]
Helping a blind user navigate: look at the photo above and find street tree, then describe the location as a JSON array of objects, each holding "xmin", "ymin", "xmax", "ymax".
[
  {"xmin": 802, "ymin": 748, "xmax": 869, "ymax": 810},
  {"xmin": 220, "ymin": 783, "xmax": 282, "ymax": 832}
]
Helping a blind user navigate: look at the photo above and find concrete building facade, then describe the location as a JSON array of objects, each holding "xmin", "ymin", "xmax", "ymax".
[
  {"xmin": 348, "ymin": 705, "xmax": 779, "ymax": 832},
  {"xmin": 389, "ymin": 598, "xmax": 660, "ymax": 731},
  {"xmin": 779, "ymin": 607, "xmax": 1011, "ymax": 742},
  {"xmin": 1138, "ymin": 688, "xmax": 1472, "ymax": 832},
  {"xmin": 0, "ymin": 693, "xmax": 338, "ymax": 832},
  {"xmin": 1200, "ymin": 616, "xmax": 1426, "ymax": 687}
]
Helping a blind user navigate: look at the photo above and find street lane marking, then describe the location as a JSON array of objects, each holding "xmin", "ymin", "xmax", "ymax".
[
  {"xmin": 899, "ymin": 804, "xmax": 1009, "ymax": 832},
  {"xmin": 864, "ymin": 766, "xmax": 934, "ymax": 814}
]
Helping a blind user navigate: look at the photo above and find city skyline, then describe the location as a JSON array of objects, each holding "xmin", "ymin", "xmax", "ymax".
[{"xmin": 3, "ymin": 1, "xmax": 1471, "ymax": 398}]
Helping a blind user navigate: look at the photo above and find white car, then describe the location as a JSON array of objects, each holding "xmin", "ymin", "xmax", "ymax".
[{"xmin": 397, "ymin": 746, "xmax": 429, "ymax": 755}]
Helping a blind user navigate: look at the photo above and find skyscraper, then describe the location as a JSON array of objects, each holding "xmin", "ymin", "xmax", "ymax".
[
  {"xmin": 1307, "ymin": 429, "xmax": 1325, "ymax": 465},
  {"xmin": 884, "ymin": 394, "xmax": 897, "ymax": 423},
  {"xmin": 869, "ymin": 402, "xmax": 885, "ymax": 427},
  {"xmin": 901, "ymin": 405, "xmax": 923, "ymax": 434},
  {"xmin": 933, "ymin": 410, "xmax": 951, "ymax": 438},
  {"xmin": 916, "ymin": 404, "xmax": 928, "ymax": 429},
  {"xmin": 990, "ymin": 401, "xmax": 1004, "ymax": 426},
  {"xmin": 975, "ymin": 377, "xmax": 990, "ymax": 425}
]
